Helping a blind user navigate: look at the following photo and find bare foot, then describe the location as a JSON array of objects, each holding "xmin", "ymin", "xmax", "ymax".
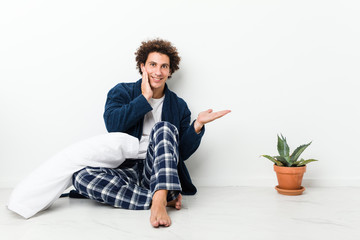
[
  {"xmin": 150, "ymin": 190, "xmax": 171, "ymax": 228},
  {"xmin": 167, "ymin": 193, "xmax": 182, "ymax": 210}
]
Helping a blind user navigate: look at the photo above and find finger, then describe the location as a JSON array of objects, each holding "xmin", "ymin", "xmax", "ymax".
[
  {"xmin": 142, "ymin": 68, "xmax": 147, "ymax": 78},
  {"xmin": 145, "ymin": 70, "xmax": 149, "ymax": 82},
  {"xmin": 141, "ymin": 64, "xmax": 148, "ymax": 78},
  {"xmin": 217, "ymin": 110, "xmax": 231, "ymax": 116},
  {"xmin": 214, "ymin": 110, "xmax": 231, "ymax": 119},
  {"xmin": 206, "ymin": 110, "xmax": 231, "ymax": 122},
  {"xmin": 141, "ymin": 68, "xmax": 149, "ymax": 86},
  {"xmin": 141, "ymin": 63, "xmax": 146, "ymax": 73}
]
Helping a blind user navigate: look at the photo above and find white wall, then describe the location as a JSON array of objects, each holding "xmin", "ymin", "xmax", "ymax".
[{"xmin": 1, "ymin": 0, "xmax": 359, "ymax": 188}]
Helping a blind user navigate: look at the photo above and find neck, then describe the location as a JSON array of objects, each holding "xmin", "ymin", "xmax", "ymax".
[{"xmin": 152, "ymin": 87, "xmax": 165, "ymax": 99}]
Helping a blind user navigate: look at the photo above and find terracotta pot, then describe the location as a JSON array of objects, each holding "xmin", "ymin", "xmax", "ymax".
[{"xmin": 274, "ymin": 165, "xmax": 306, "ymax": 190}]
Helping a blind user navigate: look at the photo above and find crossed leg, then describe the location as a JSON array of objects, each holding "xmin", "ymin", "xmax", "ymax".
[{"xmin": 72, "ymin": 121, "xmax": 183, "ymax": 228}]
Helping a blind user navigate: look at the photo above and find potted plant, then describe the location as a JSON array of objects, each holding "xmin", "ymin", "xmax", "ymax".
[{"xmin": 261, "ymin": 134, "xmax": 318, "ymax": 195}]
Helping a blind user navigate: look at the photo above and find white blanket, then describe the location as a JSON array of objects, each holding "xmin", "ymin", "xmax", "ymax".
[{"xmin": 7, "ymin": 132, "xmax": 139, "ymax": 219}]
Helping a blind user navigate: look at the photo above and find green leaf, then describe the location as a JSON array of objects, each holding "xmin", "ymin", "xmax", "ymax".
[
  {"xmin": 277, "ymin": 134, "xmax": 290, "ymax": 166},
  {"xmin": 274, "ymin": 156, "xmax": 287, "ymax": 166},
  {"xmin": 293, "ymin": 160, "xmax": 301, "ymax": 166},
  {"xmin": 290, "ymin": 141, "xmax": 312, "ymax": 163},
  {"xmin": 297, "ymin": 159, "xmax": 318, "ymax": 166},
  {"xmin": 295, "ymin": 158, "xmax": 305, "ymax": 166},
  {"xmin": 261, "ymin": 155, "xmax": 283, "ymax": 166}
]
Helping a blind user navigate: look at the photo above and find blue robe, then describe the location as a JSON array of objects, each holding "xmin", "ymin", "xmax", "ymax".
[{"xmin": 103, "ymin": 79, "xmax": 205, "ymax": 195}]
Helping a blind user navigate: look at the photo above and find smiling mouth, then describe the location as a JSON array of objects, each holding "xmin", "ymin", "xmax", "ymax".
[{"xmin": 151, "ymin": 76, "xmax": 162, "ymax": 82}]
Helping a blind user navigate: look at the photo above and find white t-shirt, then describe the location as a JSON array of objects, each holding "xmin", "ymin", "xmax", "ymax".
[{"xmin": 138, "ymin": 95, "xmax": 165, "ymax": 159}]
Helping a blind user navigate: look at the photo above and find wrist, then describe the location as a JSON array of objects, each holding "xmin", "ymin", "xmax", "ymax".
[
  {"xmin": 194, "ymin": 120, "xmax": 204, "ymax": 134},
  {"xmin": 142, "ymin": 93, "xmax": 152, "ymax": 101}
]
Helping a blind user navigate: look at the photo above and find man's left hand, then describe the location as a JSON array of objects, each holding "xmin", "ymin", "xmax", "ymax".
[{"xmin": 194, "ymin": 109, "xmax": 231, "ymax": 133}]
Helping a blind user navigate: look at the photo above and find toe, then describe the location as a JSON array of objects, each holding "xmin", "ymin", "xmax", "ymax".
[
  {"xmin": 150, "ymin": 215, "xmax": 159, "ymax": 228},
  {"xmin": 151, "ymin": 220, "xmax": 159, "ymax": 228},
  {"xmin": 164, "ymin": 219, "xmax": 171, "ymax": 227}
]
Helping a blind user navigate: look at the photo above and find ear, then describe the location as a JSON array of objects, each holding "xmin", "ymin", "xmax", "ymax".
[{"xmin": 140, "ymin": 63, "xmax": 145, "ymax": 72}]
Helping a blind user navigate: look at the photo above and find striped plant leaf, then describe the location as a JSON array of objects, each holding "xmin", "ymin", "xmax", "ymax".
[
  {"xmin": 290, "ymin": 141, "xmax": 312, "ymax": 163},
  {"xmin": 263, "ymin": 135, "xmax": 319, "ymax": 167},
  {"xmin": 274, "ymin": 156, "xmax": 287, "ymax": 166},
  {"xmin": 293, "ymin": 160, "xmax": 302, "ymax": 166},
  {"xmin": 261, "ymin": 155, "xmax": 283, "ymax": 166},
  {"xmin": 277, "ymin": 134, "xmax": 290, "ymax": 166},
  {"xmin": 297, "ymin": 159, "xmax": 318, "ymax": 166}
]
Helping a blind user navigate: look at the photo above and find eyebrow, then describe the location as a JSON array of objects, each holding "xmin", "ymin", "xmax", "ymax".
[{"xmin": 148, "ymin": 61, "xmax": 169, "ymax": 67}]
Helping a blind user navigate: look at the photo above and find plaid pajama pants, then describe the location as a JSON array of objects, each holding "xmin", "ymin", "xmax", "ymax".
[{"xmin": 72, "ymin": 121, "xmax": 182, "ymax": 210}]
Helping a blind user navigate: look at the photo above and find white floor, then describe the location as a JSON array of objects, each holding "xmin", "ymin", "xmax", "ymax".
[{"xmin": 1, "ymin": 186, "xmax": 360, "ymax": 240}]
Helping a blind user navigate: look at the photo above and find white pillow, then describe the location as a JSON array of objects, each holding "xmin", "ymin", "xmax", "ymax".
[{"xmin": 7, "ymin": 132, "xmax": 139, "ymax": 219}]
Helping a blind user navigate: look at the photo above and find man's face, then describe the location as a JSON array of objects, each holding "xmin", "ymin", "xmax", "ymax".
[{"xmin": 142, "ymin": 52, "xmax": 171, "ymax": 92}]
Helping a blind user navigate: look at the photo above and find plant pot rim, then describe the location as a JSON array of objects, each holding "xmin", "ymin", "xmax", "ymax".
[
  {"xmin": 273, "ymin": 164, "xmax": 306, "ymax": 168},
  {"xmin": 274, "ymin": 164, "xmax": 306, "ymax": 174}
]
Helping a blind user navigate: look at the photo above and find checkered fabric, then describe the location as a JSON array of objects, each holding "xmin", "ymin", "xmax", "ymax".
[{"xmin": 72, "ymin": 121, "xmax": 182, "ymax": 210}]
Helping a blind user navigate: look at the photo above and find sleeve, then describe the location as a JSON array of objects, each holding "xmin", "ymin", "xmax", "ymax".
[
  {"xmin": 178, "ymin": 104, "xmax": 205, "ymax": 161},
  {"xmin": 103, "ymin": 83, "xmax": 152, "ymax": 133}
]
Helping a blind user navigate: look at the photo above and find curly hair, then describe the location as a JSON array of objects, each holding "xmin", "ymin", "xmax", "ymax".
[{"xmin": 135, "ymin": 38, "xmax": 181, "ymax": 78}]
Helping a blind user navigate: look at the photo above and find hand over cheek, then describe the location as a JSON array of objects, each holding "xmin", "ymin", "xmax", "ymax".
[{"xmin": 141, "ymin": 65, "xmax": 153, "ymax": 101}]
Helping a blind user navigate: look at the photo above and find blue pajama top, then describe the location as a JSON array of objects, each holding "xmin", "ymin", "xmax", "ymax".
[{"xmin": 103, "ymin": 79, "xmax": 205, "ymax": 195}]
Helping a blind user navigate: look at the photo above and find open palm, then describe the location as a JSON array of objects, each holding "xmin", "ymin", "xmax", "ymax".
[{"xmin": 194, "ymin": 109, "xmax": 231, "ymax": 133}]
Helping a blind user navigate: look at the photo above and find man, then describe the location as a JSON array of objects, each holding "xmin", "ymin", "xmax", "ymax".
[{"xmin": 72, "ymin": 39, "xmax": 230, "ymax": 227}]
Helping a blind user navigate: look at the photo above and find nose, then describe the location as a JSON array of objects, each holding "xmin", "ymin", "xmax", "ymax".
[{"xmin": 155, "ymin": 66, "xmax": 162, "ymax": 76}]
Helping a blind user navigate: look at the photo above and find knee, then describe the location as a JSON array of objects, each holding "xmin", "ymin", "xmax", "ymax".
[
  {"xmin": 152, "ymin": 121, "xmax": 179, "ymax": 137},
  {"xmin": 149, "ymin": 121, "xmax": 179, "ymax": 147},
  {"xmin": 72, "ymin": 167, "xmax": 91, "ymax": 186}
]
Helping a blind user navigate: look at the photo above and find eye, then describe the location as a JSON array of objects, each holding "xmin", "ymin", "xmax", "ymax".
[
  {"xmin": 150, "ymin": 63, "xmax": 156, "ymax": 67},
  {"xmin": 162, "ymin": 65, "xmax": 169, "ymax": 69}
]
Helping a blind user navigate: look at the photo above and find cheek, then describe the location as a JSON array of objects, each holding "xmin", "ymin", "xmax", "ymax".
[
  {"xmin": 145, "ymin": 66, "xmax": 152, "ymax": 73},
  {"xmin": 162, "ymin": 69, "xmax": 170, "ymax": 76}
]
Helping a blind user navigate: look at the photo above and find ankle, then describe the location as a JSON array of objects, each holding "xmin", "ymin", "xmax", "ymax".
[{"xmin": 152, "ymin": 190, "xmax": 168, "ymax": 205}]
